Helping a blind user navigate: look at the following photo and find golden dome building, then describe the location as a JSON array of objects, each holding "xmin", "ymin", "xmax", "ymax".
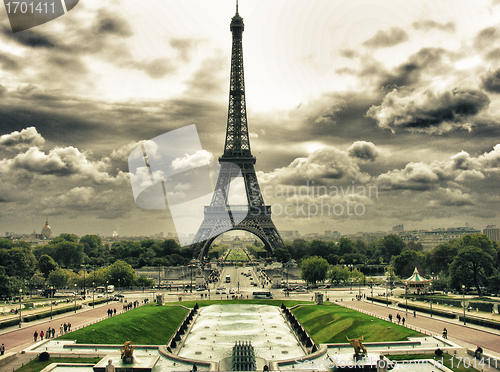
[{"xmin": 41, "ymin": 219, "xmax": 52, "ymax": 240}]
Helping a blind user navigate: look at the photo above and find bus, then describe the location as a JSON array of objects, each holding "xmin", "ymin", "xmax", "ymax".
[
  {"xmin": 95, "ymin": 286, "xmax": 106, "ymax": 293},
  {"xmin": 225, "ymin": 274, "xmax": 231, "ymax": 283},
  {"xmin": 252, "ymin": 291, "xmax": 273, "ymax": 299},
  {"xmin": 107, "ymin": 285, "xmax": 115, "ymax": 293}
]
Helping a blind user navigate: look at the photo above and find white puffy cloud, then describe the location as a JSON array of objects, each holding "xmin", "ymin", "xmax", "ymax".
[
  {"xmin": 171, "ymin": 150, "xmax": 213, "ymax": 170},
  {"xmin": 1, "ymin": 145, "xmax": 128, "ymax": 184},
  {"xmin": 367, "ymin": 88, "xmax": 490, "ymax": 133},
  {"xmin": 0, "ymin": 127, "xmax": 44, "ymax": 152}
]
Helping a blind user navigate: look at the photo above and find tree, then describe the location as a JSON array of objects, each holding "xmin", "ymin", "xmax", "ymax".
[
  {"xmin": 107, "ymin": 260, "xmax": 137, "ymax": 287},
  {"xmin": 38, "ymin": 254, "xmax": 59, "ymax": 278},
  {"xmin": 54, "ymin": 242, "xmax": 85, "ymax": 268},
  {"xmin": 273, "ymin": 247, "xmax": 291, "ymax": 263},
  {"xmin": 0, "ymin": 247, "xmax": 37, "ymax": 280},
  {"xmin": 301, "ymin": 256, "xmax": 329, "ymax": 284},
  {"xmin": 450, "ymin": 246, "xmax": 494, "ymax": 295},
  {"xmin": 329, "ymin": 265, "xmax": 350, "ymax": 285},
  {"xmin": 48, "ymin": 268, "xmax": 70, "ymax": 288},
  {"xmin": 393, "ymin": 250, "xmax": 426, "ymax": 278}
]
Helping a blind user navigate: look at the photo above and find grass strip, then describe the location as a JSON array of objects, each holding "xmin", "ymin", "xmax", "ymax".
[
  {"xmin": 293, "ymin": 303, "xmax": 422, "ymax": 343},
  {"xmin": 15, "ymin": 357, "xmax": 101, "ymax": 372}
]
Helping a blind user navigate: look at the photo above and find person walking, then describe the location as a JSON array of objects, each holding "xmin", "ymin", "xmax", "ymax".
[
  {"xmin": 33, "ymin": 331, "xmax": 38, "ymax": 342},
  {"xmin": 51, "ymin": 328, "xmax": 55, "ymax": 338},
  {"xmin": 402, "ymin": 317, "xmax": 405, "ymax": 326},
  {"xmin": 442, "ymin": 328, "xmax": 448, "ymax": 339},
  {"xmin": 0, "ymin": 343, "xmax": 5, "ymax": 355},
  {"xmin": 68, "ymin": 322, "xmax": 71, "ymax": 332},
  {"xmin": 47, "ymin": 327, "xmax": 51, "ymax": 339},
  {"xmin": 60, "ymin": 324, "xmax": 64, "ymax": 336},
  {"xmin": 40, "ymin": 330, "xmax": 44, "ymax": 340}
]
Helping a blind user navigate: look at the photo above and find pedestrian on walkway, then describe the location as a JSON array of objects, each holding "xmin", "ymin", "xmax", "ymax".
[
  {"xmin": 60, "ymin": 324, "xmax": 64, "ymax": 335},
  {"xmin": 68, "ymin": 323, "xmax": 71, "ymax": 332},
  {"xmin": 113, "ymin": 308, "xmax": 116, "ymax": 316},
  {"xmin": 402, "ymin": 317, "xmax": 405, "ymax": 326},
  {"xmin": 442, "ymin": 328, "xmax": 447, "ymax": 339},
  {"xmin": 388, "ymin": 314, "xmax": 392, "ymax": 322},
  {"xmin": 40, "ymin": 330, "xmax": 44, "ymax": 339},
  {"xmin": 413, "ymin": 310, "xmax": 416, "ymax": 317},
  {"xmin": 33, "ymin": 331, "xmax": 38, "ymax": 342},
  {"xmin": 0, "ymin": 343, "xmax": 5, "ymax": 355},
  {"xmin": 63, "ymin": 323, "xmax": 67, "ymax": 333},
  {"xmin": 51, "ymin": 328, "xmax": 55, "ymax": 338},
  {"xmin": 46, "ymin": 327, "xmax": 51, "ymax": 339}
]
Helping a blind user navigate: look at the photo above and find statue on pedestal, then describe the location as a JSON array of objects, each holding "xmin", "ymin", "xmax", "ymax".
[
  {"xmin": 346, "ymin": 336, "xmax": 367, "ymax": 357},
  {"xmin": 121, "ymin": 341, "xmax": 134, "ymax": 364}
]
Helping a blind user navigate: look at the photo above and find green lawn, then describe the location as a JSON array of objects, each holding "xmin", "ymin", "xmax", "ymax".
[
  {"xmin": 58, "ymin": 304, "xmax": 189, "ymax": 345},
  {"xmin": 15, "ymin": 357, "xmax": 101, "ymax": 372},
  {"xmin": 225, "ymin": 248, "xmax": 250, "ymax": 261},
  {"xmin": 293, "ymin": 303, "xmax": 422, "ymax": 343},
  {"xmin": 388, "ymin": 354, "xmax": 479, "ymax": 372},
  {"xmin": 56, "ymin": 300, "xmax": 422, "ymax": 346}
]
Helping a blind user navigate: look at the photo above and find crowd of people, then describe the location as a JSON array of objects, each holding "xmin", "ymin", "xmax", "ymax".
[{"xmin": 32, "ymin": 322, "xmax": 72, "ymax": 342}]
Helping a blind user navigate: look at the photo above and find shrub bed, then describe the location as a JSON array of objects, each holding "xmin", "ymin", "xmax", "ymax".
[
  {"xmin": 397, "ymin": 303, "xmax": 457, "ymax": 319},
  {"xmin": 458, "ymin": 315, "xmax": 500, "ymax": 330}
]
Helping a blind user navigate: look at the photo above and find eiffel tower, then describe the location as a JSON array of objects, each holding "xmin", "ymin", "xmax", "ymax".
[{"xmin": 190, "ymin": 4, "xmax": 284, "ymax": 259}]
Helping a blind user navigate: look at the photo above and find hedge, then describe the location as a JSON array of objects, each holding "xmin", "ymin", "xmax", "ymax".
[
  {"xmin": 401, "ymin": 296, "xmax": 495, "ymax": 313},
  {"xmin": 22, "ymin": 304, "xmax": 83, "ymax": 323},
  {"xmin": 396, "ymin": 302, "xmax": 457, "ymax": 319},
  {"xmin": 458, "ymin": 315, "xmax": 500, "ymax": 330},
  {"xmin": 367, "ymin": 296, "xmax": 392, "ymax": 305}
]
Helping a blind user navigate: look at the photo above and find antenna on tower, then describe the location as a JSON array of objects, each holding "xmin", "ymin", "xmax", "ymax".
[{"xmin": 236, "ymin": 0, "xmax": 239, "ymax": 14}]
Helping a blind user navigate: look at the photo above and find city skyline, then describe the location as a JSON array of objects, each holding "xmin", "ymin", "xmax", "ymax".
[{"xmin": 1, "ymin": 0, "xmax": 500, "ymax": 238}]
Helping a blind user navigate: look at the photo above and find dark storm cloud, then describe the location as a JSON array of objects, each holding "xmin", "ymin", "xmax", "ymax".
[
  {"xmin": 474, "ymin": 26, "xmax": 500, "ymax": 50},
  {"xmin": 412, "ymin": 20, "xmax": 455, "ymax": 33},
  {"xmin": 486, "ymin": 48, "xmax": 500, "ymax": 60},
  {"xmin": 362, "ymin": 27, "xmax": 409, "ymax": 49},
  {"xmin": 94, "ymin": 10, "xmax": 133, "ymax": 37},
  {"xmin": 0, "ymin": 51, "xmax": 21, "ymax": 71},
  {"xmin": 482, "ymin": 69, "xmax": 500, "ymax": 93},
  {"xmin": 367, "ymin": 88, "xmax": 490, "ymax": 133},
  {"xmin": 133, "ymin": 58, "xmax": 176, "ymax": 79},
  {"xmin": 185, "ymin": 55, "xmax": 227, "ymax": 97},
  {"xmin": 1, "ymin": 26, "xmax": 57, "ymax": 48},
  {"xmin": 347, "ymin": 141, "xmax": 378, "ymax": 162},
  {"xmin": 170, "ymin": 38, "xmax": 201, "ymax": 62},
  {"xmin": 380, "ymin": 48, "xmax": 447, "ymax": 89}
]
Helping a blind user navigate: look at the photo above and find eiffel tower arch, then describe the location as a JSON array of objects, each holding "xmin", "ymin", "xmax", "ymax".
[{"xmin": 190, "ymin": 6, "xmax": 284, "ymax": 260}]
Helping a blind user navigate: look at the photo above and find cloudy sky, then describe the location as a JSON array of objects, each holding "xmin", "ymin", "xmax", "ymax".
[{"xmin": 2, "ymin": 0, "xmax": 500, "ymax": 239}]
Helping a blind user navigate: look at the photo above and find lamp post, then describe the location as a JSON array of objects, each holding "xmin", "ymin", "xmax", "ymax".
[
  {"xmin": 370, "ymin": 280, "xmax": 373, "ymax": 304},
  {"xmin": 82, "ymin": 264, "xmax": 86, "ymax": 300},
  {"xmin": 106, "ymin": 281, "xmax": 109, "ymax": 303},
  {"xmin": 118, "ymin": 279, "xmax": 121, "ymax": 294},
  {"xmin": 18, "ymin": 289, "xmax": 22, "ymax": 328},
  {"xmin": 74, "ymin": 283, "xmax": 77, "ymax": 313},
  {"xmin": 405, "ymin": 284, "xmax": 408, "ymax": 316},
  {"xmin": 92, "ymin": 282, "xmax": 95, "ymax": 308},
  {"xmin": 386, "ymin": 277, "xmax": 388, "ymax": 307},
  {"xmin": 462, "ymin": 285, "xmax": 466, "ymax": 325},
  {"xmin": 430, "ymin": 272, "xmax": 433, "ymax": 318},
  {"xmin": 50, "ymin": 286, "xmax": 53, "ymax": 319}
]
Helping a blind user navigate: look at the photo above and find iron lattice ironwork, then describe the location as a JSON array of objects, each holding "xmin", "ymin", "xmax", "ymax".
[{"xmin": 190, "ymin": 8, "xmax": 284, "ymax": 259}]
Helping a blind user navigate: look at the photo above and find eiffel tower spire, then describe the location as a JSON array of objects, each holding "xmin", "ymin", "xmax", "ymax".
[
  {"xmin": 224, "ymin": 4, "xmax": 250, "ymax": 157},
  {"xmin": 190, "ymin": 6, "xmax": 284, "ymax": 259}
]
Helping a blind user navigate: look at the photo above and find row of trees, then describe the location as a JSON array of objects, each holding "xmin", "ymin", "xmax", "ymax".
[
  {"xmin": 0, "ymin": 234, "xmax": 187, "ymax": 297},
  {"xmin": 297, "ymin": 233, "xmax": 500, "ymax": 296},
  {"xmin": 270, "ymin": 234, "xmax": 410, "ymax": 266}
]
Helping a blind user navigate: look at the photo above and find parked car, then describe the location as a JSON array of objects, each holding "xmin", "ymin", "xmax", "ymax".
[{"xmin": 229, "ymin": 288, "xmax": 235, "ymax": 294}]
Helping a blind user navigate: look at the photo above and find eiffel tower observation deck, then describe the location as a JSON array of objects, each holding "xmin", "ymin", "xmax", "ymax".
[{"xmin": 190, "ymin": 3, "xmax": 284, "ymax": 259}]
